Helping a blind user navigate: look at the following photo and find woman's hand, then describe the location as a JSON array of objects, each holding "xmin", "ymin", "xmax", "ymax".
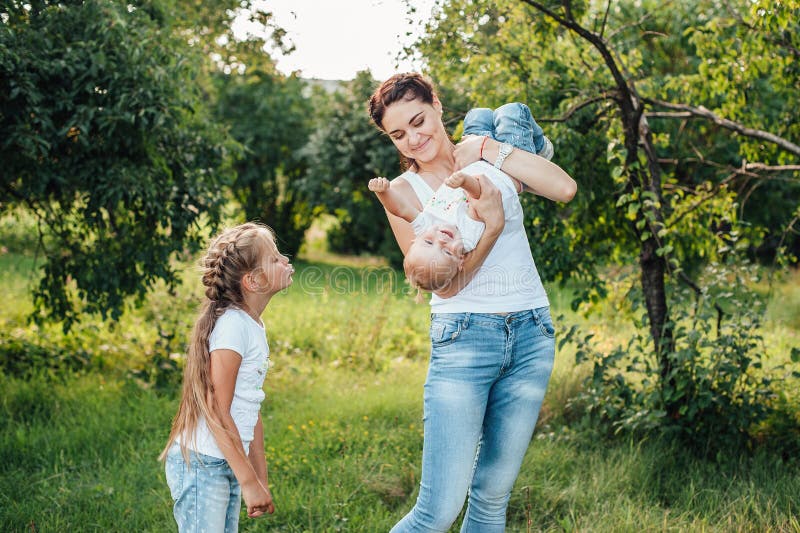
[
  {"xmin": 469, "ymin": 175, "xmax": 505, "ymax": 235},
  {"xmin": 453, "ymin": 135, "xmax": 486, "ymax": 170},
  {"xmin": 433, "ymin": 174, "xmax": 504, "ymax": 299}
]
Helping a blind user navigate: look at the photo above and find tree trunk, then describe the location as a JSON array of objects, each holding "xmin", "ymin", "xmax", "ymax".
[{"xmin": 623, "ymin": 106, "xmax": 679, "ymax": 418}]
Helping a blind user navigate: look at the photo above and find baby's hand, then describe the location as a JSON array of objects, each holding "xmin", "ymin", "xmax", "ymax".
[
  {"xmin": 445, "ymin": 172, "xmax": 467, "ymax": 189},
  {"xmin": 368, "ymin": 177, "xmax": 391, "ymax": 193}
]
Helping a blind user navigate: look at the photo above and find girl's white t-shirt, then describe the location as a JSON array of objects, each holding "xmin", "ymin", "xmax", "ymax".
[
  {"xmin": 180, "ymin": 307, "xmax": 269, "ymax": 458},
  {"xmin": 400, "ymin": 161, "xmax": 549, "ymax": 313}
]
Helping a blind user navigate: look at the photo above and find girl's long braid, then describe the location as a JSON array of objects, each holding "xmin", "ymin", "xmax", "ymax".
[{"xmin": 160, "ymin": 223, "xmax": 273, "ymax": 462}]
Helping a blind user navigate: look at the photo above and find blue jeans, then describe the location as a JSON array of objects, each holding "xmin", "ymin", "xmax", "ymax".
[
  {"xmin": 165, "ymin": 445, "xmax": 242, "ymax": 532},
  {"xmin": 391, "ymin": 308, "xmax": 556, "ymax": 533},
  {"xmin": 463, "ymin": 102, "xmax": 545, "ymax": 154}
]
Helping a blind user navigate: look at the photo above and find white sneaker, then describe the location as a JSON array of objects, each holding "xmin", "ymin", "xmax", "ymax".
[{"xmin": 538, "ymin": 136, "xmax": 554, "ymax": 160}]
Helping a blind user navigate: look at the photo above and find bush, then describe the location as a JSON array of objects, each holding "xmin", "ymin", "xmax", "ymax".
[{"xmin": 565, "ymin": 261, "xmax": 799, "ymax": 457}]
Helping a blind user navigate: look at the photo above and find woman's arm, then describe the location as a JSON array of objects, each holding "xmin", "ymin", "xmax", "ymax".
[
  {"xmin": 207, "ymin": 350, "xmax": 272, "ymax": 518},
  {"xmin": 433, "ymin": 174, "xmax": 505, "ymax": 299},
  {"xmin": 454, "ymin": 135, "xmax": 577, "ymax": 203}
]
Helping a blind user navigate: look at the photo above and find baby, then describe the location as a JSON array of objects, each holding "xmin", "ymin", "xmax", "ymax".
[
  {"xmin": 371, "ymin": 102, "xmax": 553, "ymax": 293},
  {"xmin": 369, "ymin": 169, "xmax": 525, "ymax": 292}
]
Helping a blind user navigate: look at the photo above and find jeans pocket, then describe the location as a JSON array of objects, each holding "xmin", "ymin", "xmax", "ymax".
[
  {"xmin": 196, "ymin": 453, "xmax": 228, "ymax": 468},
  {"xmin": 165, "ymin": 456, "xmax": 185, "ymax": 501},
  {"xmin": 536, "ymin": 308, "xmax": 556, "ymax": 338},
  {"xmin": 430, "ymin": 319, "xmax": 462, "ymax": 347}
]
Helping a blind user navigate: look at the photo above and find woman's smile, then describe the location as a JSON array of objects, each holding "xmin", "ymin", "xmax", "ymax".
[{"xmin": 412, "ymin": 136, "xmax": 432, "ymax": 153}]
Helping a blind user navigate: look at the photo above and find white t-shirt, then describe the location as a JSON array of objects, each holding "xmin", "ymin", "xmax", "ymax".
[
  {"xmin": 410, "ymin": 184, "xmax": 485, "ymax": 252},
  {"xmin": 400, "ymin": 161, "xmax": 549, "ymax": 313},
  {"xmin": 180, "ymin": 308, "xmax": 269, "ymax": 458}
]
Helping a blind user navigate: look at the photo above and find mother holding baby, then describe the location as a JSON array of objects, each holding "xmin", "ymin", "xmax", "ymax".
[{"xmin": 367, "ymin": 72, "xmax": 576, "ymax": 532}]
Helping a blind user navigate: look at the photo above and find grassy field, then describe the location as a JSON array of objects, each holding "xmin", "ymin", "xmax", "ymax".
[{"xmin": 1, "ymin": 242, "xmax": 799, "ymax": 532}]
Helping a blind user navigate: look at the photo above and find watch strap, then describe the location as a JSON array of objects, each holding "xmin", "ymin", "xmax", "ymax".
[{"xmin": 493, "ymin": 142, "xmax": 513, "ymax": 169}]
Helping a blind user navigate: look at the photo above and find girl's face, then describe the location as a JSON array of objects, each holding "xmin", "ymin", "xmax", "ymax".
[
  {"xmin": 252, "ymin": 233, "xmax": 294, "ymax": 294},
  {"xmin": 381, "ymin": 94, "xmax": 448, "ymax": 165}
]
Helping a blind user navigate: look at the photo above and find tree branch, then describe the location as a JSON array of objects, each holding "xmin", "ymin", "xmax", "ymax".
[
  {"xmin": 540, "ymin": 93, "xmax": 617, "ymax": 123},
  {"xmin": 643, "ymin": 97, "xmax": 800, "ymax": 156},
  {"xmin": 520, "ymin": 0, "xmax": 639, "ymax": 114},
  {"xmin": 658, "ymin": 157, "xmax": 800, "ymax": 180},
  {"xmin": 599, "ymin": 0, "xmax": 611, "ymax": 39}
]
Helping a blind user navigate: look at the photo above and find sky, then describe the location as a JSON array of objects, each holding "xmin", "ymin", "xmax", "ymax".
[{"xmin": 233, "ymin": 0, "xmax": 437, "ymax": 80}]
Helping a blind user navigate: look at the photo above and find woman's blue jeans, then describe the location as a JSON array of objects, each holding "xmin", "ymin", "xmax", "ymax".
[{"xmin": 391, "ymin": 308, "xmax": 556, "ymax": 533}]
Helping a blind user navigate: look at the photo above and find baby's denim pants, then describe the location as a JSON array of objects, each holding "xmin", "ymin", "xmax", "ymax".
[{"xmin": 464, "ymin": 102, "xmax": 552, "ymax": 158}]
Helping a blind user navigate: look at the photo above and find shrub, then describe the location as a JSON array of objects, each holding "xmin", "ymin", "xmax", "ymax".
[{"xmin": 565, "ymin": 261, "xmax": 799, "ymax": 457}]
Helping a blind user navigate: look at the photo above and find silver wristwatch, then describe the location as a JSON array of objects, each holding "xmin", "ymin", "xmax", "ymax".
[{"xmin": 493, "ymin": 142, "xmax": 513, "ymax": 169}]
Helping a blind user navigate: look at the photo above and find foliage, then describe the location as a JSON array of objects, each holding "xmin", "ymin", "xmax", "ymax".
[
  {"xmin": 677, "ymin": 0, "xmax": 800, "ymax": 260},
  {"xmin": 0, "ymin": 236, "xmax": 798, "ymax": 528},
  {"xmin": 0, "ymin": 0, "xmax": 236, "ymax": 328},
  {"xmin": 1, "ymin": 319, "xmax": 799, "ymax": 530},
  {"xmin": 410, "ymin": 0, "xmax": 800, "ymax": 451},
  {"xmin": 565, "ymin": 257, "xmax": 799, "ymax": 457},
  {"xmin": 213, "ymin": 68, "xmax": 315, "ymax": 257},
  {"xmin": 299, "ymin": 71, "xmax": 403, "ymax": 262}
]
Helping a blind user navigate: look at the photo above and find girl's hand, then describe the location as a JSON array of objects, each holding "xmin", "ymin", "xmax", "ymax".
[
  {"xmin": 243, "ymin": 479, "xmax": 275, "ymax": 517},
  {"xmin": 453, "ymin": 135, "xmax": 485, "ymax": 170}
]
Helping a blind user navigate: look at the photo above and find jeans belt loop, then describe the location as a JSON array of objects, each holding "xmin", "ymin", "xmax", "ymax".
[{"xmin": 463, "ymin": 312, "xmax": 471, "ymax": 330}]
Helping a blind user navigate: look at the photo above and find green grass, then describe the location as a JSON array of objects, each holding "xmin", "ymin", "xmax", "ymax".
[
  {"xmin": 3, "ymin": 361, "xmax": 799, "ymax": 532},
  {"xmin": 1, "ymin": 241, "xmax": 799, "ymax": 532}
]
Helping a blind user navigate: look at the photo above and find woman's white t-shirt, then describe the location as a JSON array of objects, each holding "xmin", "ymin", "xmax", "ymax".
[
  {"xmin": 400, "ymin": 161, "xmax": 550, "ymax": 313},
  {"xmin": 181, "ymin": 308, "xmax": 269, "ymax": 458}
]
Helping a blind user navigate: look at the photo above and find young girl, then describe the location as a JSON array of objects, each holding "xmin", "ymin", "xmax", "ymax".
[{"xmin": 159, "ymin": 222, "xmax": 294, "ymax": 531}]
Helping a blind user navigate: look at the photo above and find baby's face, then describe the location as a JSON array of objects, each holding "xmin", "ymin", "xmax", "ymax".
[
  {"xmin": 406, "ymin": 224, "xmax": 465, "ymax": 287},
  {"xmin": 415, "ymin": 223, "xmax": 465, "ymax": 260}
]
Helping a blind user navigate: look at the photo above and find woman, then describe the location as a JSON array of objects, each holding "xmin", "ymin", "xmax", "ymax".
[{"xmin": 368, "ymin": 72, "xmax": 576, "ymax": 532}]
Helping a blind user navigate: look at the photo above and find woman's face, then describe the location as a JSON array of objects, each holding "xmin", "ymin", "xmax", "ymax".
[{"xmin": 381, "ymin": 94, "xmax": 447, "ymax": 165}]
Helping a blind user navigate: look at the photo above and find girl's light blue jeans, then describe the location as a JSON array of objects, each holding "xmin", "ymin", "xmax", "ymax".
[
  {"xmin": 165, "ymin": 445, "xmax": 241, "ymax": 533},
  {"xmin": 391, "ymin": 308, "xmax": 556, "ymax": 533},
  {"xmin": 464, "ymin": 102, "xmax": 545, "ymax": 154}
]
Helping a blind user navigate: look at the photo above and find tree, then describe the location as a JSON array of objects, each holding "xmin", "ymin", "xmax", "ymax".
[
  {"xmin": 300, "ymin": 71, "xmax": 403, "ymax": 261},
  {"xmin": 411, "ymin": 0, "xmax": 799, "ymax": 450},
  {"xmin": 0, "ymin": 0, "xmax": 236, "ymax": 328},
  {"xmin": 213, "ymin": 66, "xmax": 314, "ymax": 258}
]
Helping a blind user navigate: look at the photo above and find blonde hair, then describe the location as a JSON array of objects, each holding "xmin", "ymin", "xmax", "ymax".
[
  {"xmin": 403, "ymin": 246, "xmax": 457, "ymax": 293},
  {"xmin": 159, "ymin": 222, "xmax": 277, "ymax": 462}
]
